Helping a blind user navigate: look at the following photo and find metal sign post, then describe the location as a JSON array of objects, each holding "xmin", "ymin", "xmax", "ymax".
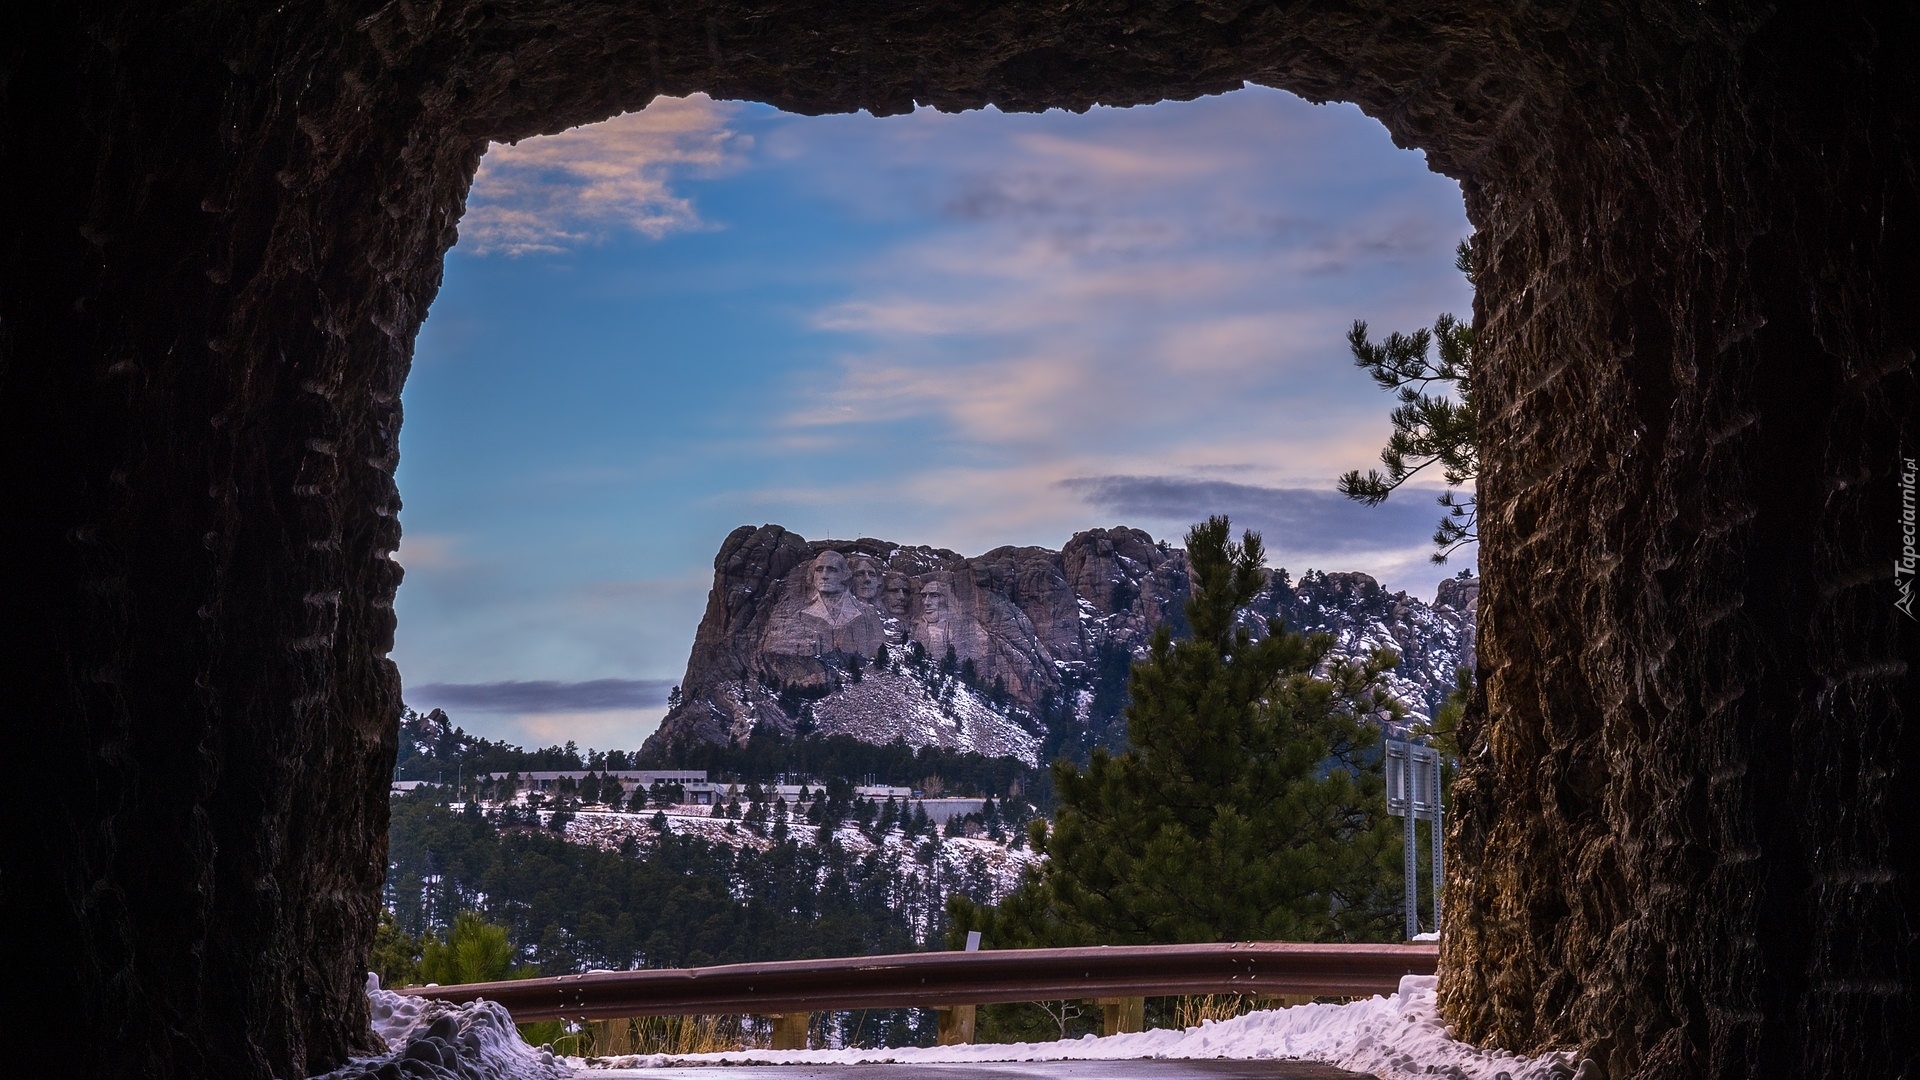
[
  {"xmin": 1402, "ymin": 757, "xmax": 1417, "ymax": 941},
  {"xmin": 1429, "ymin": 747, "xmax": 1443, "ymax": 933},
  {"xmin": 1386, "ymin": 738, "xmax": 1444, "ymax": 940}
]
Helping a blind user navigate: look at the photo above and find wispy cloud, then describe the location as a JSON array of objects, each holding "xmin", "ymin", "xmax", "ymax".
[
  {"xmin": 770, "ymin": 90, "xmax": 1466, "ymax": 475},
  {"xmin": 408, "ymin": 678, "xmax": 676, "ymax": 713},
  {"xmin": 515, "ymin": 707, "xmax": 669, "ymax": 746},
  {"xmin": 1061, "ymin": 474, "xmax": 1451, "ymax": 558},
  {"xmin": 392, "ymin": 532, "xmax": 466, "ymax": 571},
  {"xmin": 459, "ymin": 95, "xmax": 749, "ymax": 256}
]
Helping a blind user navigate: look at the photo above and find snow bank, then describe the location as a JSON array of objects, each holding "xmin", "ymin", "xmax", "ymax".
[
  {"xmin": 578, "ymin": 976, "xmax": 1577, "ymax": 1080},
  {"xmin": 307, "ymin": 973, "xmax": 1582, "ymax": 1079},
  {"xmin": 308, "ymin": 975, "xmax": 570, "ymax": 1080}
]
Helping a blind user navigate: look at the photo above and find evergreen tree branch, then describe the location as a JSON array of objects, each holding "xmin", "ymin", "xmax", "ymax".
[{"xmin": 1338, "ymin": 244, "xmax": 1480, "ymax": 563}]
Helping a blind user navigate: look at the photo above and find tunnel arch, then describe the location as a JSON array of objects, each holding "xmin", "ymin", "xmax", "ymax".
[{"xmin": 3, "ymin": 3, "xmax": 1913, "ymax": 1078}]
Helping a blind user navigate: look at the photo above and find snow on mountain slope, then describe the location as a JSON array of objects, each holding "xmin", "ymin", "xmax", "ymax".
[{"xmin": 647, "ymin": 524, "xmax": 1476, "ymax": 759}]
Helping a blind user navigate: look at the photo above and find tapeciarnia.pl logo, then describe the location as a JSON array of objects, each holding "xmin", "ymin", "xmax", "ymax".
[{"xmin": 1899, "ymin": 455, "xmax": 1917, "ymax": 620}]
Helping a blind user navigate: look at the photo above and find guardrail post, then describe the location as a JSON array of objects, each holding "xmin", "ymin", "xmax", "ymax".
[
  {"xmin": 936, "ymin": 1004, "xmax": 976, "ymax": 1045},
  {"xmin": 1098, "ymin": 996, "xmax": 1144, "ymax": 1034},
  {"xmin": 769, "ymin": 1011, "xmax": 810, "ymax": 1050}
]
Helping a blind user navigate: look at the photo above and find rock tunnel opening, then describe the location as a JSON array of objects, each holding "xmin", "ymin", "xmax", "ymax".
[
  {"xmin": 393, "ymin": 86, "xmax": 1478, "ymax": 767},
  {"xmin": 5, "ymin": 5, "xmax": 1913, "ymax": 1080}
]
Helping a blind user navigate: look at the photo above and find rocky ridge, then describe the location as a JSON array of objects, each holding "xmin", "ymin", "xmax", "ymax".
[{"xmin": 644, "ymin": 525, "xmax": 1478, "ymax": 763}]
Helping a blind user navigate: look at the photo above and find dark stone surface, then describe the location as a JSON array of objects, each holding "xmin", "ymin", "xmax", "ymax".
[
  {"xmin": 1437, "ymin": 10, "xmax": 1920, "ymax": 1079},
  {"xmin": 2, "ymin": 2, "xmax": 1913, "ymax": 1078}
]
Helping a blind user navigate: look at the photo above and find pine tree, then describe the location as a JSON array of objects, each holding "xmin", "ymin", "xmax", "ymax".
[
  {"xmin": 772, "ymin": 797, "xmax": 790, "ymax": 843},
  {"xmin": 370, "ymin": 908, "xmax": 422, "ymax": 988},
  {"xmin": 1337, "ymin": 241, "xmax": 1479, "ymax": 564},
  {"xmin": 954, "ymin": 517, "xmax": 1405, "ymax": 947},
  {"xmin": 420, "ymin": 910, "xmax": 523, "ymax": 986}
]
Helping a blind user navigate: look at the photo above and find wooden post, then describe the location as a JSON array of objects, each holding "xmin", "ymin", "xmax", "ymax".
[
  {"xmin": 585, "ymin": 1018, "xmax": 634, "ymax": 1055},
  {"xmin": 769, "ymin": 1012, "xmax": 810, "ymax": 1050},
  {"xmin": 936, "ymin": 1004, "xmax": 977, "ymax": 1045},
  {"xmin": 1098, "ymin": 996, "xmax": 1144, "ymax": 1034}
]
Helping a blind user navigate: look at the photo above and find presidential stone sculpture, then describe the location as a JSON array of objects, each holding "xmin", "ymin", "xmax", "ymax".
[{"xmin": 648, "ymin": 524, "xmax": 1477, "ymax": 764}]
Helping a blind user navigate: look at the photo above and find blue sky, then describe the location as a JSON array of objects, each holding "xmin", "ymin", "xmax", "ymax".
[{"xmin": 393, "ymin": 86, "xmax": 1474, "ymax": 749}]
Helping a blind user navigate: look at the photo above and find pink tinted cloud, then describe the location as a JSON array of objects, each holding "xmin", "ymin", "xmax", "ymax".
[
  {"xmin": 460, "ymin": 95, "xmax": 749, "ymax": 256},
  {"xmin": 776, "ymin": 94, "xmax": 1463, "ymax": 467}
]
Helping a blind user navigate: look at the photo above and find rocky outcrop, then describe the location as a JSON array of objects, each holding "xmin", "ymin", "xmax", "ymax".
[
  {"xmin": 645, "ymin": 525, "xmax": 1477, "ymax": 761},
  {"xmin": 1270, "ymin": 569, "xmax": 1478, "ymax": 724},
  {"xmin": 647, "ymin": 525, "xmax": 1187, "ymax": 756},
  {"xmin": 9, "ymin": 2, "xmax": 1912, "ymax": 1077}
]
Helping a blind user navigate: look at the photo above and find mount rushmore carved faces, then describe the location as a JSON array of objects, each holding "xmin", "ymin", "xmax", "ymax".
[
  {"xmin": 848, "ymin": 555, "xmax": 884, "ymax": 603},
  {"xmin": 801, "ymin": 551, "xmax": 862, "ymax": 627},
  {"xmin": 883, "ymin": 572, "xmax": 914, "ymax": 619},
  {"xmin": 916, "ymin": 578, "xmax": 958, "ymax": 654},
  {"xmin": 766, "ymin": 551, "xmax": 981, "ymax": 670}
]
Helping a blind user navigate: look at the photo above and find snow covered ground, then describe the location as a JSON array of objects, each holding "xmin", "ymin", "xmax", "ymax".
[
  {"xmin": 806, "ymin": 670, "xmax": 1043, "ymax": 763},
  {"xmin": 573, "ymin": 978, "xmax": 1579, "ymax": 1080},
  {"xmin": 322, "ymin": 975, "xmax": 1582, "ymax": 1080},
  {"xmin": 312, "ymin": 976, "xmax": 570, "ymax": 1080}
]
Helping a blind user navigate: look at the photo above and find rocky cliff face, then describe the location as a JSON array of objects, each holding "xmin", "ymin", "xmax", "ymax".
[{"xmin": 643, "ymin": 525, "xmax": 1477, "ymax": 762}]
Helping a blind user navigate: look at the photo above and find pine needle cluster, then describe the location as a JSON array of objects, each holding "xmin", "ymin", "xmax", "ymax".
[{"xmin": 1337, "ymin": 241, "xmax": 1479, "ymax": 563}]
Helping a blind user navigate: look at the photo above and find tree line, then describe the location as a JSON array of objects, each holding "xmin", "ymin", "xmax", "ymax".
[
  {"xmin": 382, "ymin": 784, "xmax": 1017, "ymax": 979},
  {"xmin": 396, "ymin": 708, "xmax": 1053, "ymax": 807}
]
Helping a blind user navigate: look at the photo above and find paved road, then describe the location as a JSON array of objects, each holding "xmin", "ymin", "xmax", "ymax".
[{"xmin": 587, "ymin": 1061, "xmax": 1375, "ymax": 1079}]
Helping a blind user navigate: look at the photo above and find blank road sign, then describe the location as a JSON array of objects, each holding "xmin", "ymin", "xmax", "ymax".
[{"xmin": 1385, "ymin": 741, "xmax": 1441, "ymax": 817}]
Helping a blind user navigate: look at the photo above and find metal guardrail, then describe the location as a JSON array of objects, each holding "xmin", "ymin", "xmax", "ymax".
[{"xmin": 397, "ymin": 942, "xmax": 1439, "ymax": 1023}]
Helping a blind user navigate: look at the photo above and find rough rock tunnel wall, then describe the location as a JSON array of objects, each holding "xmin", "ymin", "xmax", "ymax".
[
  {"xmin": 1, "ymin": 2, "xmax": 1912, "ymax": 1078},
  {"xmin": 1439, "ymin": 8, "xmax": 1920, "ymax": 1077}
]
